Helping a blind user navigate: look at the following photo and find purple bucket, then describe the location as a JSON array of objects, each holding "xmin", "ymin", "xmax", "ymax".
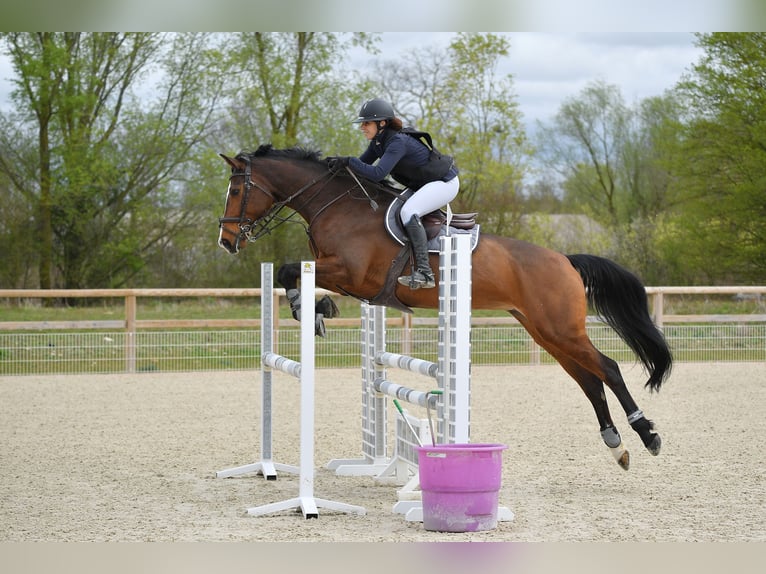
[{"xmin": 415, "ymin": 443, "xmax": 508, "ymax": 532}]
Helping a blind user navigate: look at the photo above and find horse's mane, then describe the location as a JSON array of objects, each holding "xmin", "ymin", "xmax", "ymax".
[
  {"xmin": 238, "ymin": 144, "xmax": 323, "ymax": 163},
  {"xmin": 237, "ymin": 143, "xmax": 400, "ymax": 197}
]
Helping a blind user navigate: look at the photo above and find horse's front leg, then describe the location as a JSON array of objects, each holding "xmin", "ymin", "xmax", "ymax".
[
  {"xmin": 277, "ymin": 263, "xmax": 302, "ymax": 321},
  {"xmin": 276, "ymin": 263, "xmax": 339, "ymax": 337}
]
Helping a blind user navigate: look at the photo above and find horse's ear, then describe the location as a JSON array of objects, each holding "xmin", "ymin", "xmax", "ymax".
[{"xmin": 219, "ymin": 153, "xmax": 241, "ymax": 169}]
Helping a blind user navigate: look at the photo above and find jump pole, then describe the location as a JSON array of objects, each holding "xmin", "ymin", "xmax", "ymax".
[{"xmin": 217, "ymin": 261, "xmax": 365, "ymax": 519}]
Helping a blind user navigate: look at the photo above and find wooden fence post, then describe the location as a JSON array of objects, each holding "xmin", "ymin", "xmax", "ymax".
[{"xmin": 125, "ymin": 293, "xmax": 137, "ymax": 373}]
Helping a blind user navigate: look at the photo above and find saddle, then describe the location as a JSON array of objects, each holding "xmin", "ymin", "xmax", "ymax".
[
  {"xmin": 423, "ymin": 209, "xmax": 476, "ymax": 233},
  {"xmin": 336, "ymin": 189, "xmax": 481, "ymax": 313},
  {"xmin": 384, "ymin": 189, "xmax": 480, "ymax": 253}
]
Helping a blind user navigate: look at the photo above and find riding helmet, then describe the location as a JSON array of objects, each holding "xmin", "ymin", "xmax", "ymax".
[{"xmin": 353, "ymin": 98, "xmax": 395, "ymax": 123}]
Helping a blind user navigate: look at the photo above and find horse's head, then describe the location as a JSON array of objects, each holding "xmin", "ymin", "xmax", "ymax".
[
  {"xmin": 217, "ymin": 152, "xmax": 278, "ymax": 254},
  {"xmin": 218, "ymin": 145, "xmax": 384, "ymax": 255}
]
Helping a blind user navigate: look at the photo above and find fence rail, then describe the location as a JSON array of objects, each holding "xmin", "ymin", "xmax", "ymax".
[{"xmin": 0, "ymin": 286, "xmax": 764, "ymax": 375}]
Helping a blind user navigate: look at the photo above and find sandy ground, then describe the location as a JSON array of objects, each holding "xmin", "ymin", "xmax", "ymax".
[{"xmin": 1, "ymin": 362, "xmax": 764, "ymax": 542}]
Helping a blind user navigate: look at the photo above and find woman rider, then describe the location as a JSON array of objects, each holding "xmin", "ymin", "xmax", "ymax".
[{"xmin": 327, "ymin": 98, "xmax": 460, "ymax": 289}]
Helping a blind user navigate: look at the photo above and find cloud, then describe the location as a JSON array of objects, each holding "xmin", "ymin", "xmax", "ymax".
[
  {"xmin": 503, "ymin": 33, "xmax": 703, "ymax": 131},
  {"xmin": 2, "ymin": 0, "xmax": 762, "ymax": 30},
  {"xmin": 352, "ymin": 33, "xmax": 702, "ymax": 133}
]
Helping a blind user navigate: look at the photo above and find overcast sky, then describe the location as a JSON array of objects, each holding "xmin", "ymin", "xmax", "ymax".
[
  {"xmin": 352, "ymin": 32, "xmax": 703, "ymax": 134},
  {"xmin": 0, "ymin": 32, "xmax": 703, "ymax": 136}
]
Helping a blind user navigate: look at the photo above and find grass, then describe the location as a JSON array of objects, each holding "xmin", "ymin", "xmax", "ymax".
[
  {"xmin": 657, "ymin": 293, "xmax": 765, "ymax": 315},
  {"xmin": 0, "ymin": 297, "xmax": 269, "ymax": 322}
]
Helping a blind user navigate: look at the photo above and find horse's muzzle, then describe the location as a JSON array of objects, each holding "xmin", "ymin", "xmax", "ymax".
[{"xmin": 218, "ymin": 236, "xmax": 239, "ymax": 254}]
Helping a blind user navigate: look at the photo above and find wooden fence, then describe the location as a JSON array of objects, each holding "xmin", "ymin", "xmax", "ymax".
[{"xmin": 0, "ymin": 286, "xmax": 764, "ymax": 373}]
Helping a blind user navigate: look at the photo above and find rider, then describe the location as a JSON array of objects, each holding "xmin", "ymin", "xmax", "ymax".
[{"xmin": 327, "ymin": 98, "xmax": 460, "ymax": 289}]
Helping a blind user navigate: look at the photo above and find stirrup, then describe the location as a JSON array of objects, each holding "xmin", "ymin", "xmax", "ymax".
[{"xmin": 397, "ymin": 270, "xmax": 436, "ymax": 290}]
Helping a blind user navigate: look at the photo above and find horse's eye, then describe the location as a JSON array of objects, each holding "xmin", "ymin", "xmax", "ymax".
[{"xmin": 230, "ymin": 187, "xmax": 240, "ymax": 196}]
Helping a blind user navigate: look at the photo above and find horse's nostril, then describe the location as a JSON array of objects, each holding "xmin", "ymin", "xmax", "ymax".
[{"xmin": 219, "ymin": 238, "xmax": 234, "ymax": 253}]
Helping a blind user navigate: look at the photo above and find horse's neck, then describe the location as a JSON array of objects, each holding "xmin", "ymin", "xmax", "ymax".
[
  {"xmin": 273, "ymin": 169, "xmax": 331, "ymax": 222},
  {"xmin": 289, "ymin": 174, "xmax": 390, "ymax": 225}
]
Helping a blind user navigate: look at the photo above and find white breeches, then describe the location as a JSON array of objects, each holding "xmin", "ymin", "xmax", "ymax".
[{"xmin": 400, "ymin": 176, "xmax": 460, "ymax": 223}]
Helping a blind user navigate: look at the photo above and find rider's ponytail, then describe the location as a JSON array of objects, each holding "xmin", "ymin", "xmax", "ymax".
[{"xmin": 388, "ymin": 117, "xmax": 403, "ymax": 131}]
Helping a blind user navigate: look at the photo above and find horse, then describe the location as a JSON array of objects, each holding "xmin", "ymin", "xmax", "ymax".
[{"xmin": 217, "ymin": 144, "xmax": 672, "ymax": 471}]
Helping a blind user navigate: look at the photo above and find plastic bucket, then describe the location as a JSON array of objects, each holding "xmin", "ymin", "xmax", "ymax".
[{"xmin": 415, "ymin": 443, "xmax": 507, "ymax": 532}]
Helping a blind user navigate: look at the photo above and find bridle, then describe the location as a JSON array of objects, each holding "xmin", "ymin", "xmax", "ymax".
[
  {"xmin": 218, "ymin": 155, "xmax": 273, "ymax": 249},
  {"xmin": 218, "ymin": 154, "xmax": 346, "ymax": 250}
]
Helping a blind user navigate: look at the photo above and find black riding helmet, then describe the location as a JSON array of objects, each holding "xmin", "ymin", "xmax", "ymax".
[{"xmin": 353, "ymin": 98, "xmax": 395, "ymax": 123}]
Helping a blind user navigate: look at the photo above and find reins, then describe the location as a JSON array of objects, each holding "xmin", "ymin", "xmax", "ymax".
[
  {"xmin": 220, "ymin": 155, "xmax": 335, "ymax": 244},
  {"xmin": 221, "ymin": 153, "xmax": 402, "ymax": 247}
]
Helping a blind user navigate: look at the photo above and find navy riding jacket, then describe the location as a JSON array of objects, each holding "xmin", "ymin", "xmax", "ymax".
[{"xmin": 348, "ymin": 128, "xmax": 458, "ymax": 189}]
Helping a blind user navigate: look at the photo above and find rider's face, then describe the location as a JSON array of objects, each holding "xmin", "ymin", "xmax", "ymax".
[{"xmin": 360, "ymin": 120, "xmax": 384, "ymax": 140}]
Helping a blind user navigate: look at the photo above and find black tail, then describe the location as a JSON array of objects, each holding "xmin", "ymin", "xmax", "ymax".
[{"xmin": 567, "ymin": 254, "xmax": 672, "ymax": 391}]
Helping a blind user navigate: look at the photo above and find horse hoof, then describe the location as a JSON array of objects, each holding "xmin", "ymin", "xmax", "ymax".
[
  {"xmin": 608, "ymin": 442, "xmax": 630, "ymax": 470},
  {"xmin": 617, "ymin": 450, "xmax": 630, "ymax": 470},
  {"xmin": 647, "ymin": 434, "xmax": 661, "ymax": 456},
  {"xmin": 315, "ymin": 314, "xmax": 327, "ymax": 338},
  {"xmin": 316, "ymin": 295, "xmax": 340, "ymax": 319}
]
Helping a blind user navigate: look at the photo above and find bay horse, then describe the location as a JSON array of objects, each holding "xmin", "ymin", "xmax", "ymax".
[{"xmin": 218, "ymin": 144, "xmax": 672, "ymax": 471}]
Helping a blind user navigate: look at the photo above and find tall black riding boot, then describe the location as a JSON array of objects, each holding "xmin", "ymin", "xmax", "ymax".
[{"xmin": 398, "ymin": 215, "xmax": 436, "ymax": 289}]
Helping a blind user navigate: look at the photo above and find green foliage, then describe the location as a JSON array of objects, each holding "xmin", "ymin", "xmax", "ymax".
[
  {"xmin": 0, "ymin": 33, "xmax": 229, "ymax": 290},
  {"xmin": 536, "ymin": 79, "xmax": 688, "ymax": 282},
  {"xmin": 369, "ymin": 33, "xmax": 530, "ymax": 236},
  {"xmin": 222, "ymin": 32, "xmax": 374, "ymax": 150},
  {"xmin": 440, "ymin": 34, "xmax": 531, "ymax": 231},
  {"xmin": 665, "ymin": 33, "xmax": 766, "ymax": 283}
]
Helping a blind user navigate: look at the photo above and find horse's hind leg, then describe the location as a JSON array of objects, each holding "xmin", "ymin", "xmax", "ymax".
[
  {"xmin": 276, "ymin": 263, "xmax": 339, "ymax": 336},
  {"xmin": 556, "ymin": 342, "xmax": 661, "ymax": 463},
  {"xmin": 552, "ymin": 344, "xmax": 662, "ymax": 466},
  {"xmin": 517, "ymin": 308, "xmax": 657, "ymax": 469},
  {"xmin": 554, "ymin": 356, "xmax": 631, "ymax": 470},
  {"xmin": 598, "ymin": 354, "xmax": 661, "ymax": 456}
]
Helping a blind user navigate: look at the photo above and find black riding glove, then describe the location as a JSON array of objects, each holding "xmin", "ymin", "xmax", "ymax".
[{"xmin": 327, "ymin": 156, "xmax": 351, "ymax": 174}]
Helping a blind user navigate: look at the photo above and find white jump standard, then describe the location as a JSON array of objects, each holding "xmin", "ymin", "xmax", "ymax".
[{"xmin": 216, "ymin": 261, "xmax": 365, "ymax": 519}]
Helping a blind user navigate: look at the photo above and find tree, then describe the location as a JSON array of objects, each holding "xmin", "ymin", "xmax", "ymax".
[
  {"xmin": 0, "ymin": 167, "xmax": 36, "ymax": 287},
  {"xmin": 536, "ymin": 80, "xmax": 684, "ymax": 282},
  {"xmin": 617, "ymin": 94, "xmax": 686, "ymax": 282},
  {"xmin": 523, "ymin": 176, "xmax": 563, "ymax": 213},
  {"xmin": 669, "ymin": 33, "xmax": 766, "ymax": 283},
  {"xmin": 372, "ymin": 33, "xmax": 530, "ymax": 237},
  {"xmin": 193, "ymin": 33, "xmax": 380, "ymax": 287},
  {"xmin": 537, "ymin": 80, "xmax": 629, "ymax": 227},
  {"xmin": 0, "ymin": 33, "xmax": 226, "ymax": 289},
  {"xmin": 0, "ymin": 33, "xmax": 158, "ymax": 288},
  {"xmin": 225, "ymin": 33, "xmax": 377, "ymax": 150},
  {"xmin": 370, "ymin": 45, "xmax": 451, "ymax": 127}
]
